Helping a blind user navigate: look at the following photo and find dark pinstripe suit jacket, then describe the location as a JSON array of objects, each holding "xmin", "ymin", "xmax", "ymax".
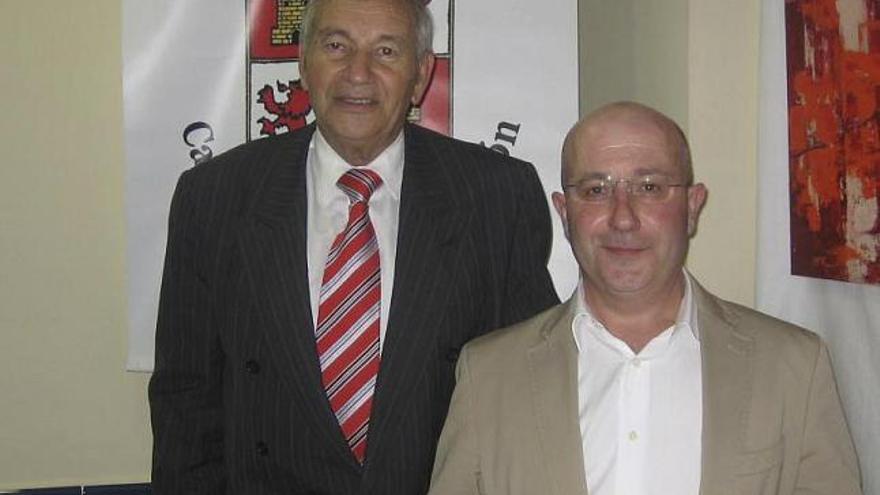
[{"xmin": 148, "ymin": 123, "xmax": 559, "ymax": 495}]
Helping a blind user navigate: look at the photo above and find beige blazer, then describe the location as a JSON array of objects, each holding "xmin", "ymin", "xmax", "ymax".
[{"xmin": 429, "ymin": 280, "xmax": 862, "ymax": 495}]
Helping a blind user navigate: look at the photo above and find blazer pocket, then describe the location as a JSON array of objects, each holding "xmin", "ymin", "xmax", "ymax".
[{"xmin": 734, "ymin": 439, "xmax": 784, "ymax": 475}]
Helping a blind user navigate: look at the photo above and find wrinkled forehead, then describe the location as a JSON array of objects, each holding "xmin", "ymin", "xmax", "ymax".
[
  {"xmin": 316, "ymin": 0, "xmax": 416, "ymax": 28},
  {"xmin": 565, "ymin": 117, "xmax": 683, "ymax": 179}
]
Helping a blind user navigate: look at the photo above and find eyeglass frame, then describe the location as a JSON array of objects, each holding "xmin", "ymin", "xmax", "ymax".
[{"xmin": 562, "ymin": 174, "xmax": 690, "ymax": 203}]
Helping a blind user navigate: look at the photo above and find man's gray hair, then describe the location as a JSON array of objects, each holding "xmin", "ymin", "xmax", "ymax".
[{"xmin": 299, "ymin": 0, "xmax": 434, "ymax": 65}]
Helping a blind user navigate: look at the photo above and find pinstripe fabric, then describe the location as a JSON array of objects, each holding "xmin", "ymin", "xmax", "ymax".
[
  {"xmin": 149, "ymin": 123, "xmax": 560, "ymax": 494},
  {"xmin": 316, "ymin": 169, "xmax": 383, "ymax": 463}
]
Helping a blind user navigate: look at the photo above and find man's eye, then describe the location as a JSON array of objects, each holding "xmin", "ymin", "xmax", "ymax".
[
  {"xmin": 377, "ymin": 46, "xmax": 397, "ymax": 57},
  {"xmin": 582, "ymin": 183, "xmax": 608, "ymax": 198},
  {"xmin": 638, "ymin": 182, "xmax": 663, "ymax": 195},
  {"xmin": 325, "ymin": 41, "xmax": 345, "ymax": 52}
]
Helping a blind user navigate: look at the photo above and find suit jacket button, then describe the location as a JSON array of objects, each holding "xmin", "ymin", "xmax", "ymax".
[
  {"xmin": 245, "ymin": 359, "xmax": 260, "ymax": 374},
  {"xmin": 256, "ymin": 441, "xmax": 269, "ymax": 456},
  {"xmin": 445, "ymin": 348, "xmax": 460, "ymax": 363}
]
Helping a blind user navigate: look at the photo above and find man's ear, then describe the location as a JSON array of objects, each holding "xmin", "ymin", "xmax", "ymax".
[
  {"xmin": 410, "ymin": 52, "xmax": 436, "ymax": 106},
  {"xmin": 551, "ymin": 191, "xmax": 571, "ymax": 240},
  {"xmin": 686, "ymin": 183, "xmax": 708, "ymax": 237},
  {"xmin": 299, "ymin": 60, "xmax": 310, "ymax": 92}
]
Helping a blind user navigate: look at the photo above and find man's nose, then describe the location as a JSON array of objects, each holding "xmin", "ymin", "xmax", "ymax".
[
  {"xmin": 345, "ymin": 50, "xmax": 372, "ymax": 83},
  {"xmin": 608, "ymin": 184, "xmax": 640, "ymax": 231}
]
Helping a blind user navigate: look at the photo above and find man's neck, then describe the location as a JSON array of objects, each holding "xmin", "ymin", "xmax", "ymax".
[
  {"xmin": 318, "ymin": 126, "xmax": 404, "ymax": 167},
  {"xmin": 583, "ymin": 276, "xmax": 685, "ymax": 354}
]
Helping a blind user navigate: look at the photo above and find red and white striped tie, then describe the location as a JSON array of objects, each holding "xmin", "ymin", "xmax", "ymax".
[{"xmin": 316, "ymin": 168, "xmax": 382, "ymax": 463}]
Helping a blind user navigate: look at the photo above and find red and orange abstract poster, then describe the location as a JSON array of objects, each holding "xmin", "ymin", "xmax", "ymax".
[{"xmin": 785, "ymin": 0, "xmax": 880, "ymax": 284}]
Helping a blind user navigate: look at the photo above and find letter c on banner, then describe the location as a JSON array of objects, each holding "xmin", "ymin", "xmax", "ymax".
[{"xmin": 183, "ymin": 121, "xmax": 215, "ymax": 166}]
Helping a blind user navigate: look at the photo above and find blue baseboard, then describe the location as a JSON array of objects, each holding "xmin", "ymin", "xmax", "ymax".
[{"xmin": 11, "ymin": 483, "xmax": 150, "ymax": 494}]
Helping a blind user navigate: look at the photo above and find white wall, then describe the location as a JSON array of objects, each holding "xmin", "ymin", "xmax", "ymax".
[
  {"xmin": 686, "ymin": 0, "xmax": 760, "ymax": 307},
  {"xmin": 0, "ymin": 2, "xmax": 152, "ymax": 489}
]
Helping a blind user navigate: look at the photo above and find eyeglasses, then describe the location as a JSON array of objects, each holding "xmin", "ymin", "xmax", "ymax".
[{"xmin": 563, "ymin": 175, "xmax": 688, "ymax": 204}]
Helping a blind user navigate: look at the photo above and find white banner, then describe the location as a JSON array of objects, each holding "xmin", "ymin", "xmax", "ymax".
[
  {"xmin": 757, "ymin": 0, "xmax": 880, "ymax": 491},
  {"xmin": 122, "ymin": 0, "xmax": 578, "ymax": 371}
]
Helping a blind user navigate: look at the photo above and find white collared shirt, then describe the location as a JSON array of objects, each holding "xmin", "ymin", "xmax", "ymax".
[
  {"xmin": 306, "ymin": 130, "xmax": 404, "ymax": 348},
  {"xmin": 572, "ymin": 273, "xmax": 703, "ymax": 495}
]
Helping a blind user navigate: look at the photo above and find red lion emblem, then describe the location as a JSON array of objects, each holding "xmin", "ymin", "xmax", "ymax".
[{"xmin": 256, "ymin": 79, "xmax": 312, "ymax": 135}]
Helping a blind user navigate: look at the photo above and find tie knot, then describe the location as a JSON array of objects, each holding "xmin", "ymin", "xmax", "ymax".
[{"xmin": 338, "ymin": 168, "xmax": 383, "ymax": 204}]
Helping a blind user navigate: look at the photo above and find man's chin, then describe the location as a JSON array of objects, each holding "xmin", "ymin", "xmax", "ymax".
[
  {"xmin": 320, "ymin": 123, "xmax": 381, "ymax": 146},
  {"xmin": 596, "ymin": 267, "xmax": 653, "ymax": 295}
]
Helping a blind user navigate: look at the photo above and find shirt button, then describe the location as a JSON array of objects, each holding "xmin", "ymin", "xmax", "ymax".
[
  {"xmin": 631, "ymin": 357, "xmax": 642, "ymax": 368},
  {"xmin": 628, "ymin": 430, "xmax": 639, "ymax": 441}
]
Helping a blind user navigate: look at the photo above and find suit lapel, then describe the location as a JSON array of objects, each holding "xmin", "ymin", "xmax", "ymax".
[
  {"xmin": 527, "ymin": 299, "xmax": 588, "ymax": 495},
  {"xmin": 236, "ymin": 125, "xmax": 357, "ymax": 467},
  {"xmin": 518, "ymin": 280, "xmax": 755, "ymax": 494},
  {"xmin": 364, "ymin": 125, "xmax": 471, "ymax": 464},
  {"xmin": 694, "ymin": 281, "xmax": 755, "ymax": 495}
]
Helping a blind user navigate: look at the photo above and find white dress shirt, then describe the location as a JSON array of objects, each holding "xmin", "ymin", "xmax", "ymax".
[
  {"xmin": 572, "ymin": 273, "xmax": 703, "ymax": 495},
  {"xmin": 306, "ymin": 129, "xmax": 404, "ymax": 349}
]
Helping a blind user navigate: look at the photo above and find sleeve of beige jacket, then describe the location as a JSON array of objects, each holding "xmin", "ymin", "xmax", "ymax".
[
  {"xmin": 795, "ymin": 342, "xmax": 862, "ymax": 494},
  {"xmin": 429, "ymin": 345, "xmax": 483, "ymax": 495}
]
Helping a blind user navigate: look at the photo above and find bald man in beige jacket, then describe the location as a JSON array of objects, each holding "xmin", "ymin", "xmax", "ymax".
[{"xmin": 428, "ymin": 102, "xmax": 861, "ymax": 495}]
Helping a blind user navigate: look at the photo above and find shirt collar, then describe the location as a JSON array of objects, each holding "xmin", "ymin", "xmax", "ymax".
[
  {"xmin": 571, "ymin": 269, "xmax": 700, "ymax": 353},
  {"xmin": 310, "ymin": 129, "xmax": 405, "ymax": 206}
]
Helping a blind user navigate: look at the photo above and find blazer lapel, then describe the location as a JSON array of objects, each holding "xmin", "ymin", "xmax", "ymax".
[
  {"xmin": 694, "ymin": 280, "xmax": 755, "ymax": 495},
  {"xmin": 527, "ymin": 299, "xmax": 588, "ymax": 495},
  {"xmin": 236, "ymin": 125, "xmax": 357, "ymax": 467},
  {"xmin": 364, "ymin": 125, "xmax": 471, "ymax": 464},
  {"xmin": 515, "ymin": 279, "xmax": 755, "ymax": 495}
]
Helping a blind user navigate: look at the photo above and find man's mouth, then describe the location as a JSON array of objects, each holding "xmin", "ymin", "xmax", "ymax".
[
  {"xmin": 602, "ymin": 243, "xmax": 646, "ymax": 256},
  {"xmin": 336, "ymin": 96, "xmax": 377, "ymax": 106}
]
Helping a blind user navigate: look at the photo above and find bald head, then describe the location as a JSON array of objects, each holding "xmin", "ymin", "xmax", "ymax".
[{"xmin": 561, "ymin": 101, "xmax": 693, "ymax": 186}]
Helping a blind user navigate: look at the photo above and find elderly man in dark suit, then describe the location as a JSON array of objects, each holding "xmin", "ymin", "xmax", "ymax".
[{"xmin": 147, "ymin": 0, "xmax": 559, "ymax": 493}]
